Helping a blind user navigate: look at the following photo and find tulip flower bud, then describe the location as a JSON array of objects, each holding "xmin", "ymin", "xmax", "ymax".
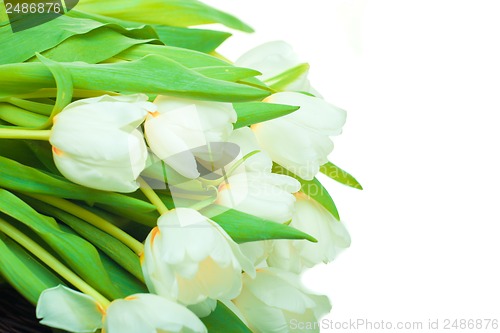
[
  {"xmin": 252, "ymin": 92, "xmax": 347, "ymax": 180},
  {"xmin": 144, "ymin": 96, "xmax": 237, "ymax": 179},
  {"xmin": 36, "ymin": 285, "xmax": 207, "ymax": 333},
  {"xmin": 235, "ymin": 41, "xmax": 314, "ymax": 93},
  {"xmin": 49, "ymin": 94, "xmax": 153, "ymax": 192},
  {"xmin": 216, "ymin": 172, "xmax": 301, "ymax": 223},
  {"xmin": 268, "ymin": 193, "xmax": 351, "ymax": 273},
  {"xmin": 142, "ymin": 208, "xmax": 254, "ymax": 305},
  {"xmin": 233, "ymin": 268, "xmax": 331, "ymax": 333}
]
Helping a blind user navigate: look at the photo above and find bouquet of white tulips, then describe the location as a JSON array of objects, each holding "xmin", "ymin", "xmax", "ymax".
[{"xmin": 0, "ymin": 1, "xmax": 362, "ymax": 332}]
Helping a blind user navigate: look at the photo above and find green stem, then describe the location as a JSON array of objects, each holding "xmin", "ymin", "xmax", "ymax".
[
  {"xmin": 138, "ymin": 177, "xmax": 169, "ymax": 215},
  {"xmin": 24, "ymin": 194, "xmax": 144, "ymax": 256},
  {"xmin": 7, "ymin": 97, "xmax": 54, "ymax": 116},
  {"xmin": 0, "ymin": 128, "xmax": 51, "ymax": 140},
  {"xmin": 0, "ymin": 103, "xmax": 49, "ymax": 127},
  {"xmin": 0, "ymin": 218, "xmax": 111, "ymax": 307}
]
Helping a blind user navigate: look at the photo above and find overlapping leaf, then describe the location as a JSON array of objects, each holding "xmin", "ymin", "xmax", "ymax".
[
  {"xmin": 0, "ymin": 190, "xmax": 122, "ymax": 299},
  {"xmin": 0, "ymin": 55, "xmax": 270, "ymax": 102},
  {"xmin": 202, "ymin": 301, "xmax": 252, "ymax": 333},
  {"xmin": 153, "ymin": 25, "xmax": 231, "ymax": 53},
  {"xmin": 0, "ymin": 14, "xmax": 157, "ymax": 65},
  {"xmin": 0, "ymin": 155, "xmax": 156, "ymax": 213},
  {"xmin": 75, "ymin": 0, "xmax": 254, "ymax": 32},
  {"xmin": 29, "ymin": 199, "xmax": 144, "ymax": 282},
  {"xmin": 0, "ymin": 232, "xmax": 62, "ymax": 304}
]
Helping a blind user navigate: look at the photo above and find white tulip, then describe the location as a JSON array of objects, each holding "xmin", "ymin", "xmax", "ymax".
[
  {"xmin": 268, "ymin": 193, "xmax": 351, "ymax": 273},
  {"xmin": 251, "ymin": 92, "xmax": 346, "ymax": 180},
  {"xmin": 233, "ymin": 268, "xmax": 331, "ymax": 333},
  {"xmin": 144, "ymin": 96, "xmax": 237, "ymax": 179},
  {"xmin": 142, "ymin": 208, "xmax": 254, "ymax": 305},
  {"xmin": 49, "ymin": 94, "xmax": 152, "ymax": 193},
  {"xmin": 235, "ymin": 41, "xmax": 314, "ymax": 93},
  {"xmin": 36, "ymin": 285, "xmax": 207, "ymax": 333},
  {"xmin": 227, "ymin": 127, "xmax": 272, "ymax": 173},
  {"xmin": 216, "ymin": 172, "xmax": 300, "ymax": 223}
]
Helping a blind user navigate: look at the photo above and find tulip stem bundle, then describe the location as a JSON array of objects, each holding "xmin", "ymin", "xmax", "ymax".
[
  {"xmin": 0, "ymin": 129, "xmax": 51, "ymax": 141},
  {"xmin": 24, "ymin": 193, "xmax": 145, "ymax": 256},
  {"xmin": 0, "ymin": 219, "xmax": 111, "ymax": 307}
]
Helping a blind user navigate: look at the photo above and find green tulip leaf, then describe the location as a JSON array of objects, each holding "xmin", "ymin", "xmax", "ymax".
[
  {"xmin": 38, "ymin": 27, "xmax": 155, "ymax": 64},
  {"xmin": 233, "ymin": 102, "xmax": 300, "ymax": 129},
  {"xmin": 117, "ymin": 44, "xmax": 230, "ymax": 68},
  {"xmin": 0, "ymin": 14, "xmax": 156, "ymax": 65},
  {"xmin": 202, "ymin": 205, "xmax": 317, "ymax": 243},
  {"xmin": 320, "ymin": 161, "xmax": 363, "ymax": 190},
  {"xmin": 153, "ymin": 25, "xmax": 231, "ymax": 53},
  {"xmin": 116, "ymin": 44, "xmax": 271, "ymax": 91},
  {"xmin": 0, "ymin": 190, "xmax": 122, "ymax": 299},
  {"xmin": 194, "ymin": 66, "xmax": 261, "ymax": 82},
  {"xmin": 75, "ymin": 0, "xmax": 254, "ymax": 32},
  {"xmin": 267, "ymin": 63, "xmax": 310, "ymax": 91},
  {"xmin": 202, "ymin": 301, "xmax": 252, "ymax": 333},
  {"xmin": 0, "ymin": 55, "xmax": 270, "ymax": 102},
  {"xmin": 98, "ymin": 252, "xmax": 148, "ymax": 296},
  {"xmin": 28, "ymin": 198, "xmax": 144, "ymax": 282},
  {"xmin": 0, "ymin": 232, "xmax": 62, "ymax": 304},
  {"xmin": 0, "ymin": 155, "xmax": 156, "ymax": 213}
]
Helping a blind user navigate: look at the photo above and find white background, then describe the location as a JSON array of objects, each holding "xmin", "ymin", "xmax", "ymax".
[{"xmin": 204, "ymin": 1, "xmax": 500, "ymax": 332}]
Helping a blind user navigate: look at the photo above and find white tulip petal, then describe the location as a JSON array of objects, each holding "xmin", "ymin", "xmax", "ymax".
[
  {"xmin": 36, "ymin": 285, "xmax": 102, "ymax": 333},
  {"xmin": 233, "ymin": 269, "xmax": 331, "ymax": 333},
  {"xmin": 245, "ymin": 270, "xmax": 316, "ymax": 314},
  {"xmin": 188, "ymin": 298, "xmax": 217, "ymax": 318},
  {"xmin": 267, "ymin": 92, "xmax": 347, "ymax": 135},
  {"xmin": 235, "ymin": 41, "xmax": 315, "ymax": 93},
  {"xmin": 216, "ymin": 172, "xmax": 299, "ymax": 223},
  {"xmin": 234, "ymin": 288, "xmax": 289, "ymax": 333},
  {"xmin": 227, "ymin": 127, "xmax": 272, "ymax": 173},
  {"xmin": 239, "ymin": 240, "xmax": 273, "ymax": 267},
  {"xmin": 235, "ymin": 41, "xmax": 302, "ymax": 82},
  {"xmin": 145, "ymin": 114, "xmax": 200, "ymax": 179},
  {"xmin": 104, "ymin": 294, "xmax": 207, "ymax": 333},
  {"xmin": 252, "ymin": 120, "xmax": 326, "ymax": 180},
  {"xmin": 142, "ymin": 208, "xmax": 247, "ymax": 305},
  {"xmin": 268, "ymin": 194, "xmax": 351, "ymax": 273},
  {"xmin": 49, "ymin": 94, "xmax": 151, "ymax": 192}
]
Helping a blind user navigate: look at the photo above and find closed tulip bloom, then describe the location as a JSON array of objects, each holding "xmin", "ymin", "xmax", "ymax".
[
  {"xmin": 233, "ymin": 268, "xmax": 331, "ymax": 333},
  {"xmin": 36, "ymin": 285, "xmax": 206, "ymax": 333},
  {"xmin": 49, "ymin": 94, "xmax": 152, "ymax": 192},
  {"xmin": 144, "ymin": 96, "xmax": 237, "ymax": 179},
  {"xmin": 268, "ymin": 193, "xmax": 351, "ymax": 273},
  {"xmin": 235, "ymin": 41, "xmax": 314, "ymax": 93},
  {"xmin": 142, "ymin": 208, "xmax": 254, "ymax": 305},
  {"xmin": 251, "ymin": 92, "xmax": 346, "ymax": 180},
  {"xmin": 216, "ymin": 172, "xmax": 301, "ymax": 223}
]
